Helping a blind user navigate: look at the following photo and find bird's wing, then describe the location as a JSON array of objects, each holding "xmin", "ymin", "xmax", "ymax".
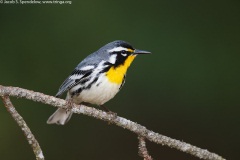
[
  {"xmin": 55, "ymin": 64, "xmax": 97, "ymax": 97},
  {"xmin": 55, "ymin": 51, "xmax": 106, "ymax": 97}
]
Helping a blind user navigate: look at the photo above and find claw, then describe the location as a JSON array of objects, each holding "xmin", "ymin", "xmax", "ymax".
[
  {"xmin": 99, "ymin": 105, "xmax": 117, "ymax": 124},
  {"xmin": 65, "ymin": 99, "xmax": 74, "ymax": 113}
]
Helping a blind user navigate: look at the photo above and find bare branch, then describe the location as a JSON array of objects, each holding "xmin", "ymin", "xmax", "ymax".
[
  {"xmin": 138, "ymin": 136, "xmax": 153, "ymax": 160},
  {"xmin": 0, "ymin": 85, "xmax": 225, "ymax": 160},
  {"xmin": 1, "ymin": 95, "xmax": 44, "ymax": 160}
]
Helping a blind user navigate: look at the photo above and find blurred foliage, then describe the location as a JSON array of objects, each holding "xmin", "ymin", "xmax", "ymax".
[{"xmin": 0, "ymin": 1, "xmax": 239, "ymax": 160}]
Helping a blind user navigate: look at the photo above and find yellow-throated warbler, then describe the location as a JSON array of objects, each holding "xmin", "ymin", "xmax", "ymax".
[{"xmin": 47, "ymin": 40, "xmax": 151, "ymax": 125}]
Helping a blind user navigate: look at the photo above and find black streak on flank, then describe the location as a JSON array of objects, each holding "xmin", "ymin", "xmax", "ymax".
[
  {"xmin": 72, "ymin": 87, "xmax": 82, "ymax": 96},
  {"xmin": 73, "ymin": 70, "xmax": 92, "ymax": 84},
  {"xmin": 85, "ymin": 77, "xmax": 99, "ymax": 90},
  {"xmin": 96, "ymin": 82, "xmax": 102, "ymax": 87},
  {"xmin": 79, "ymin": 78, "xmax": 90, "ymax": 85},
  {"xmin": 99, "ymin": 62, "xmax": 112, "ymax": 74},
  {"xmin": 99, "ymin": 66, "xmax": 111, "ymax": 74},
  {"xmin": 71, "ymin": 76, "xmax": 99, "ymax": 96}
]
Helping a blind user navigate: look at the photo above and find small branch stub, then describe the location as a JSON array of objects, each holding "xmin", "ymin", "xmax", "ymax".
[{"xmin": 138, "ymin": 136, "xmax": 153, "ymax": 160}]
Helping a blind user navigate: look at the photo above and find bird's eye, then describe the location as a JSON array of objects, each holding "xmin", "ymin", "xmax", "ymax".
[{"xmin": 121, "ymin": 51, "xmax": 127, "ymax": 56}]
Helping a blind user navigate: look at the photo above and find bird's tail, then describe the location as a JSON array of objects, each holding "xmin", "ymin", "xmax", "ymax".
[{"xmin": 47, "ymin": 108, "xmax": 73, "ymax": 125}]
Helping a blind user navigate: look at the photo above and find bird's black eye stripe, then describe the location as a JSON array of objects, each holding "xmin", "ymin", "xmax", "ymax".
[{"xmin": 114, "ymin": 53, "xmax": 127, "ymax": 67}]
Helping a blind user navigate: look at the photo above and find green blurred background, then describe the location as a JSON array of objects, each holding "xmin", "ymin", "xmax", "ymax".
[{"xmin": 0, "ymin": 1, "xmax": 239, "ymax": 159}]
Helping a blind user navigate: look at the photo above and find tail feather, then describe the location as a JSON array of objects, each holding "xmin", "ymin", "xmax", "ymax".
[{"xmin": 47, "ymin": 108, "xmax": 73, "ymax": 125}]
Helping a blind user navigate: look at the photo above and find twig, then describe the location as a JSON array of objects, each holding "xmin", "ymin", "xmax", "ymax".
[
  {"xmin": 0, "ymin": 85, "xmax": 225, "ymax": 160},
  {"xmin": 1, "ymin": 95, "xmax": 44, "ymax": 160},
  {"xmin": 138, "ymin": 136, "xmax": 153, "ymax": 160}
]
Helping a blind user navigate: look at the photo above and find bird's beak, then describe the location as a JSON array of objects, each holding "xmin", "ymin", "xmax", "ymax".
[{"xmin": 133, "ymin": 49, "xmax": 151, "ymax": 55}]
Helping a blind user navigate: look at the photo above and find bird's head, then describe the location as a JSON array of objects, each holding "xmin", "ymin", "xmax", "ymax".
[{"xmin": 99, "ymin": 40, "xmax": 151, "ymax": 67}]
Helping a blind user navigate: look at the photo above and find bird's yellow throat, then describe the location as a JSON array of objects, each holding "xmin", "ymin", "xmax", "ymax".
[{"xmin": 106, "ymin": 55, "xmax": 136, "ymax": 84}]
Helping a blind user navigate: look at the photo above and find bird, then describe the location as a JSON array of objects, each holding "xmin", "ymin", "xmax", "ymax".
[{"xmin": 47, "ymin": 40, "xmax": 151, "ymax": 125}]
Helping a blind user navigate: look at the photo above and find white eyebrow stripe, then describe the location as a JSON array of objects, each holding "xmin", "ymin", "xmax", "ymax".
[
  {"xmin": 108, "ymin": 47, "xmax": 128, "ymax": 52},
  {"xmin": 80, "ymin": 65, "xmax": 95, "ymax": 71}
]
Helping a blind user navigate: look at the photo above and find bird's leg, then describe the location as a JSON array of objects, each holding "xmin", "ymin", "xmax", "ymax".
[
  {"xmin": 81, "ymin": 102, "xmax": 92, "ymax": 107},
  {"xmin": 100, "ymin": 105, "xmax": 110, "ymax": 112}
]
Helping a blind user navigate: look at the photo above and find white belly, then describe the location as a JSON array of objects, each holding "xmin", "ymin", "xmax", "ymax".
[{"xmin": 70, "ymin": 74, "xmax": 120, "ymax": 105}]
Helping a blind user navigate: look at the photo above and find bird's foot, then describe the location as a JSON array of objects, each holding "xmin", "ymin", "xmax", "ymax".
[
  {"xmin": 99, "ymin": 105, "xmax": 118, "ymax": 124},
  {"xmin": 106, "ymin": 110, "xmax": 117, "ymax": 125},
  {"xmin": 107, "ymin": 111, "xmax": 117, "ymax": 119},
  {"xmin": 65, "ymin": 99, "xmax": 74, "ymax": 113}
]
